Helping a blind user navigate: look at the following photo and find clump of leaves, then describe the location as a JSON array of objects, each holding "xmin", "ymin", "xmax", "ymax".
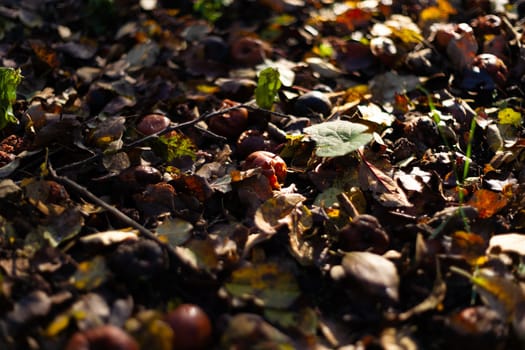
[
  {"xmin": 255, "ymin": 67, "xmax": 281, "ymax": 110},
  {"xmin": 0, "ymin": 67, "xmax": 22, "ymax": 130}
]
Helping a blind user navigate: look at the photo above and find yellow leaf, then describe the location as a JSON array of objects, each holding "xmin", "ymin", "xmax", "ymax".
[
  {"xmin": 498, "ymin": 107, "xmax": 522, "ymax": 127},
  {"xmin": 438, "ymin": 0, "xmax": 457, "ymax": 14},
  {"xmin": 419, "ymin": 6, "xmax": 448, "ymax": 23},
  {"xmin": 44, "ymin": 313, "xmax": 71, "ymax": 337}
]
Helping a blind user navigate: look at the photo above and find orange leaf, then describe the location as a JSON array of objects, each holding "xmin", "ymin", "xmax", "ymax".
[{"xmin": 467, "ymin": 189, "xmax": 508, "ymax": 219}]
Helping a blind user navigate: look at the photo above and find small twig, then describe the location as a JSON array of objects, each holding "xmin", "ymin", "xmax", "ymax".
[{"xmin": 47, "ymin": 162, "xmax": 180, "ymax": 261}]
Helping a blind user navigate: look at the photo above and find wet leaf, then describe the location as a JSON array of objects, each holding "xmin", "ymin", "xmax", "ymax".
[
  {"xmin": 304, "ymin": 120, "xmax": 372, "ymax": 157},
  {"xmin": 467, "ymin": 189, "xmax": 508, "ymax": 219},
  {"xmin": 255, "ymin": 67, "xmax": 281, "ymax": 109},
  {"xmin": 225, "ymin": 262, "xmax": 301, "ymax": 308}
]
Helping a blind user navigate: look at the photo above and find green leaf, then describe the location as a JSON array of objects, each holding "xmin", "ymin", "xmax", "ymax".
[
  {"xmin": 255, "ymin": 67, "xmax": 282, "ymax": 109},
  {"xmin": 0, "ymin": 67, "xmax": 22, "ymax": 130},
  {"xmin": 304, "ymin": 120, "xmax": 373, "ymax": 157},
  {"xmin": 158, "ymin": 132, "xmax": 196, "ymax": 162}
]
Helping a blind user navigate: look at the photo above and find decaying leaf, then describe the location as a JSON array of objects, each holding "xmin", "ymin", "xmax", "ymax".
[
  {"xmin": 224, "ymin": 261, "xmax": 301, "ymax": 308},
  {"xmin": 359, "ymin": 160, "xmax": 412, "ymax": 207},
  {"xmin": 254, "ymin": 193, "xmax": 306, "ymax": 234},
  {"xmin": 467, "ymin": 189, "xmax": 508, "ymax": 219}
]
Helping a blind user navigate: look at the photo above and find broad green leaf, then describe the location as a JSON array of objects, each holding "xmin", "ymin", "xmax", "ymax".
[
  {"xmin": 304, "ymin": 120, "xmax": 373, "ymax": 157},
  {"xmin": 0, "ymin": 67, "xmax": 22, "ymax": 130},
  {"xmin": 255, "ymin": 67, "xmax": 281, "ymax": 109}
]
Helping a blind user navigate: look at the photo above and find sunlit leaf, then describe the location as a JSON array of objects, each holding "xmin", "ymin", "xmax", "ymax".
[
  {"xmin": 467, "ymin": 189, "xmax": 508, "ymax": 219},
  {"xmin": 0, "ymin": 67, "xmax": 22, "ymax": 130},
  {"xmin": 498, "ymin": 107, "xmax": 522, "ymax": 128},
  {"xmin": 225, "ymin": 262, "xmax": 301, "ymax": 308},
  {"xmin": 304, "ymin": 120, "xmax": 373, "ymax": 157},
  {"xmin": 255, "ymin": 67, "xmax": 281, "ymax": 109},
  {"xmin": 158, "ymin": 131, "xmax": 196, "ymax": 162},
  {"xmin": 358, "ymin": 103, "xmax": 396, "ymax": 126},
  {"xmin": 254, "ymin": 193, "xmax": 306, "ymax": 234},
  {"xmin": 71, "ymin": 255, "xmax": 109, "ymax": 290}
]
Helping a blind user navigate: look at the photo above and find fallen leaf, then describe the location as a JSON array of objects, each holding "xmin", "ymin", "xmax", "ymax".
[
  {"xmin": 304, "ymin": 120, "xmax": 373, "ymax": 158},
  {"xmin": 225, "ymin": 262, "xmax": 301, "ymax": 308},
  {"xmin": 359, "ymin": 161, "xmax": 412, "ymax": 207},
  {"xmin": 467, "ymin": 189, "xmax": 508, "ymax": 219},
  {"xmin": 254, "ymin": 193, "xmax": 306, "ymax": 234}
]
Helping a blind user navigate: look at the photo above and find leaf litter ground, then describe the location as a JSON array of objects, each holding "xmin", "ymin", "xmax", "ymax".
[{"xmin": 1, "ymin": 0, "xmax": 525, "ymax": 349}]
